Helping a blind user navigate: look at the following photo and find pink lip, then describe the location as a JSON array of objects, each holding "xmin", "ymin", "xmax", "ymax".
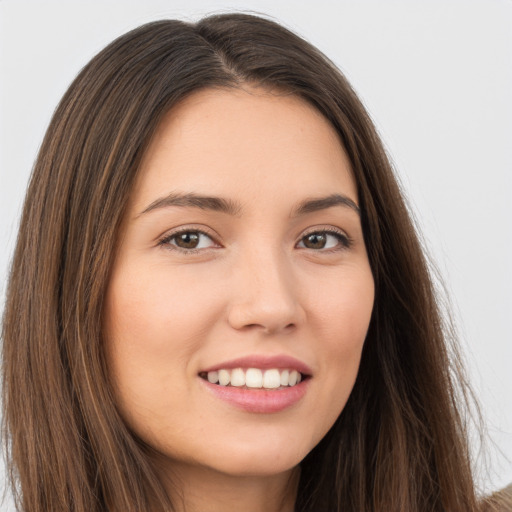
[
  {"xmin": 200, "ymin": 354, "xmax": 313, "ymax": 375},
  {"xmin": 200, "ymin": 378, "xmax": 310, "ymax": 413},
  {"xmin": 199, "ymin": 354, "xmax": 312, "ymax": 414}
]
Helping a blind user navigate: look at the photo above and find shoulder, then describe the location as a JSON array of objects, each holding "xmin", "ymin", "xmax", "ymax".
[{"xmin": 481, "ymin": 483, "xmax": 512, "ymax": 512}]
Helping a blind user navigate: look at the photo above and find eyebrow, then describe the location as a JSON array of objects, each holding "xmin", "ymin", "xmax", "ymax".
[
  {"xmin": 293, "ymin": 194, "xmax": 360, "ymax": 217},
  {"xmin": 139, "ymin": 192, "xmax": 242, "ymax": 217},
  {"xmin": 139, "ymin": 192, "xmax": 360, "ymax": 218}
]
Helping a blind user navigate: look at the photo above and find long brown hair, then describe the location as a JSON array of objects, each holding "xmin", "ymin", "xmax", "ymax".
[{"xmin": 1, "ymin": 13, "xmax": 504, "ymax": 512}]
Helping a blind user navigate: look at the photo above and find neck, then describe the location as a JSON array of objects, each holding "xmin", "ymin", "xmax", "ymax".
[{"xmin": 154, "ymin": 461, "xmax": 299, "ymax": 512}]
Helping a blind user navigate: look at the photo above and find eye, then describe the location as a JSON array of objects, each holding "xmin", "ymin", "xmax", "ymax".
[
  {"xmin": 297, "ymin": 230, "xmax": 351, "ymax": 251},
  {"xmin": 160, "ymin": 229, "xmax": 218, "ymax": 252}
]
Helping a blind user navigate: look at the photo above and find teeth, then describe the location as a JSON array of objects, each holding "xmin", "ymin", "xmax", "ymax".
[
  {"xmin": 218, "ymin": 369, "xmax": 230, "ymax": 386},
  {"xmin": 263, "ymin": 369, "xmax": 281, "ymax": 389},
  {"xmin": 207, "ymin": 370, "xmax": 219, "ymax": 384},
  {"xmin": 230, "ymin": 368, "xmax": 245, "ymax": 387},
  {"xmin": 204, "ymin": 368, "xmax": 304, "ymax": 389},
  {"xmin": 245, "ymin": 368, "xmax": 263, "ymax": 388}
]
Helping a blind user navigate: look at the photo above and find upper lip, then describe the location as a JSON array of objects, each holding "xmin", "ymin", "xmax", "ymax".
[{"xmin": 200, "ymin": 354, "xmax": 313, "ymax": 376}]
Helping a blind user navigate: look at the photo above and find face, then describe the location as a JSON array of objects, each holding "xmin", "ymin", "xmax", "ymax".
[{"xmin": 104, "ymin": 87, "xmax": 374, "ymax": 479}]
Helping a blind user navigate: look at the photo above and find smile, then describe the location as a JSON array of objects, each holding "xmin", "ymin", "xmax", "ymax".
[
  {"xmin": 198, "ymin": 355, "xmax": 312, "ymax": 412},
  {"xmin": 199, "ymin": 368, "xmax": 304, "ymax": 390}
]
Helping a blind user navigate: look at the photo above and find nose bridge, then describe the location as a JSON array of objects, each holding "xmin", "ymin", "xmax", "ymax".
[{"xmin": 227, "ymin": 242, "xmax": 302, "ymax": 333}]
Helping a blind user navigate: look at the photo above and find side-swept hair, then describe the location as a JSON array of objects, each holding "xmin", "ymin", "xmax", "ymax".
[{"xmin": 2, "ymin": 13, "xmax": 501, "ymax": 512}]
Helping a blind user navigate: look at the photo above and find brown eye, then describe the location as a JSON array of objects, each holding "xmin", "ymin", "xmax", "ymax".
[
  {"xmin": 161, "ymin": 230, "xmax": 217, "ymax": 251},
  {"xmin": 298, "ymin": 230, "xmax": 351, "ymax": 251},
  {"xmin": 303, "ymin": 233, "xmax": 327, "ymax": 249},
  {"xmin": 175, "ymin": 232, "xmax": 200, "ymax": 249}
]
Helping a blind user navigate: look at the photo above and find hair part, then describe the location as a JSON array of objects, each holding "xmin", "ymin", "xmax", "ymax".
[{"xmin": 1, "ymin": 13, "xmax": 500, "ymax": 512}]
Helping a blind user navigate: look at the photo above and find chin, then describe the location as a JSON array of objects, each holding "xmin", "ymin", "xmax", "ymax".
[
  {"xmin": 199, "ymin": 432, "xmax": 313, "ymax": 477},
  {"xmin": 214, "ymin": 453, "xmax": 300, "ymax": 477},
  {"xmin": 152, "ymin": 430, "xmax": 311, "ymax": 478}
]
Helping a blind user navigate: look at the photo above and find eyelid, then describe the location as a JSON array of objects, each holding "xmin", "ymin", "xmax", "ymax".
[
  {"xmin": 156, "ymin": 224, "xmax": 352, "ymax": 254},
  {"xmin": 296, "ymin": 226, "xmax": 353, "ymax": 250},
  {"xmin": 157, "ymin": 225, "xmax": 221, "ymax": 252}
]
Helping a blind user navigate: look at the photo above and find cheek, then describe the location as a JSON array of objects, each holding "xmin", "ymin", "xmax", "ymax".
[
  {"xmin": 105, "ymin": 263, "xmax": 223, "ymax": 355},
  {"xmin": 315, "ymin": 264, "xmax": 374, "ymax": 346},
  {"xmin": 311, "ymin": 265, "xmax": 374, "ymax": 405},
  {"xmin": 102, "ymin": 264, "xmax": 224, "ymax": 423}
]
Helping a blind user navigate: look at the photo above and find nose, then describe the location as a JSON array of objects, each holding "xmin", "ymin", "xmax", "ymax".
[{"xmin": 226, "ymin": 247, "xmax": 305, "ymax": 335}]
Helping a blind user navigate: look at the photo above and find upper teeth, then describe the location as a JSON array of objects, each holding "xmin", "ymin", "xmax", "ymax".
[{"xmin": 205, "ymin": 368, "xmax": 302, "ymax": 389}]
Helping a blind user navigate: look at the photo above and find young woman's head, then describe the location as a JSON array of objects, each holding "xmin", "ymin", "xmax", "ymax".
[
  {"xmin": 104, "ymin": 85, "xmax": 375, "ymax": 479},
  {"xmin": 1, "ymin": 13, "xmax": 489, "ymax": 512}
]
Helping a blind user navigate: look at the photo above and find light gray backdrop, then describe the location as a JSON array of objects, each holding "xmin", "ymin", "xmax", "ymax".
[{"xmin": 1, "ymin": 1, "xmax": 511, "ymax": 509}]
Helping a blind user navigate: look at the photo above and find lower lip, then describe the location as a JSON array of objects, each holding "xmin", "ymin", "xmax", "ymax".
[{"xmin": 200, "ymin": 378, "xmax": 309, "ymax": 413}]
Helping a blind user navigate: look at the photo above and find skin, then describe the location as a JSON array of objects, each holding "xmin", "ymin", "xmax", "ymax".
[{"xmin": 104, "ymin": 86, "xmax": 375, "ymax": 512}]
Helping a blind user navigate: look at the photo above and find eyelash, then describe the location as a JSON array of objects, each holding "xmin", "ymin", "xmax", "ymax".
[
  {"xmin": 298, "ymin": 228, "xmax": 352, "ymax": 252},
  {"xmin": 158, "ymin": 228, "xmax": 218, "ymax": 254},
  {"xmin": 158, "ymin": 227, "xmax": 353, "ymax": 254}
]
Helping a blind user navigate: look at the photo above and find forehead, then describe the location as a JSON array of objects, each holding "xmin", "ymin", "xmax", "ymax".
[{"xmin": 131, "ymin": 86, "xmax": 357, "ymax": 213}]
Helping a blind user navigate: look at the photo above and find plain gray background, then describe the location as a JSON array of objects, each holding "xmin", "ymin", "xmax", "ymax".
[{"xmin": 1, "ymin": 0, "xmax": 511, "ymax": 508}]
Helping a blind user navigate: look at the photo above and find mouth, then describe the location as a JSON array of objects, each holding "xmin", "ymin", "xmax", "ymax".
[
  {"xmin": 198, "ymin": 355, "xmax": 312, "ymax": 412},
  {"xmin": 199, "ymin": 368, "xmax": 308, "ymax": 390}
]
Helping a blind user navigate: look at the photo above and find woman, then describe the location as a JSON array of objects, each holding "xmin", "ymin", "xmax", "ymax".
[{"xmin": 2, "ymin": 13, "xmax": 509, "ymax": 512}]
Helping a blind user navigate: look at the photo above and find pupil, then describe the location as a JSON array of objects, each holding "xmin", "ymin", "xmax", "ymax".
[
  {"xmin": 177, "ymin": 232, "xmax": 199, "ymax": 248},
  {"xmin": 305, "ymin": 233, "xmax": 326, "ymax": 249}
]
